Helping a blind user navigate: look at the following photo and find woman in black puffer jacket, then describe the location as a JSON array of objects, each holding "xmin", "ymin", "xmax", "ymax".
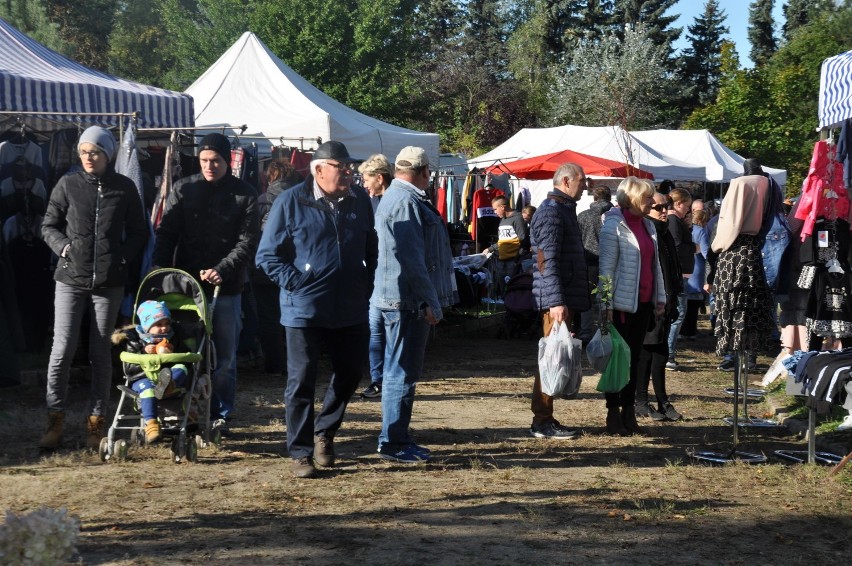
[{"xmin": 39, "ymin": 126, "xmax": 148, "ymax": 451}]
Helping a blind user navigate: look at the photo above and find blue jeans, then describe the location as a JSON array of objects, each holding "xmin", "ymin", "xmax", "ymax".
[
  {"xmin": 284, "ymin": 323, "xmax": 369, "ymax": 458},
  {"xmin": 211, "ymin": 293, "xmax": 242, "ymax": 420},
  {"xmin": 667, "ymin": 292, "xmax": 687, "ymax": 360},
  {"xmin": 368, "ymin": 306, "xmax": 385, "ymax": 386},
  {"xmin": 46, "ymin": 282, "xmax": 123, "ymax": 416},
  {"xmin": 376, "ymin": 309, "xmax": 431, "ymax": 451}
]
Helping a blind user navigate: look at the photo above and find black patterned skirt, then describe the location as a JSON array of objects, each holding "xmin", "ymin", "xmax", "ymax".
[{"xmin": 713, "ymin": 234, "xmax": 775, "ymax": 355}]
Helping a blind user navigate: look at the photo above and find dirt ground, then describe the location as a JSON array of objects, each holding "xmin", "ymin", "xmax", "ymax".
[{"xmin": 1, "ymin": 321, "xmax": 851, "ymax": 565}]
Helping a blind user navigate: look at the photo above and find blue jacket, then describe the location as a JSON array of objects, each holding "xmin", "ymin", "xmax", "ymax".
[
  {"xmin": 370, "ymin": 178, "xmax": 455, "ymax": 318},
  {"xmin": 530, "ymin": 190, "xmax": 590, "ymax": 313},
  {"xmin": 255, "ymin": 175, "xmax": 378, "ymax": 328}
]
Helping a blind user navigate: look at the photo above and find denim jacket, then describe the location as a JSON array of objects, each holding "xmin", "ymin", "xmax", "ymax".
[{"xmin": 370, "ymin": 179, "xmax": 456, "ymax": 318}]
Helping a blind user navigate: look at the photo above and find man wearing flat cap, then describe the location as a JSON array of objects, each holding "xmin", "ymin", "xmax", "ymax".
[
  {"xmin": 153, "ymin": 133, "xmax": 259, "ymax": 430},
  {"xmin": 370, "ymin": 146, "xmax": 455, "ymax": 464},
  {"xmin": 256, "ymin": 140, "xmax": 378, "ymax": 478}
]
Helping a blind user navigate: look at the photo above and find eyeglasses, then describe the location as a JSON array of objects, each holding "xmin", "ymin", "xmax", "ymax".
[
  {"xmin": 79, "ymin": 150, "xmax": 103, "ymax": 159},
  {"xmin": 650, "ymin": 204, "xmax": 668, "ymax": 212},
  {"xmin": 324, "ymin": 161, "xmax": 353, "ymax": 172}
]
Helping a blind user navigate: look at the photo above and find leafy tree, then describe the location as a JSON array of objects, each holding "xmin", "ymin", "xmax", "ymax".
[
  {"xmin": 549, "ymin": 25, "xmax": 679, "ymax": 132},
  {"xmin": 748, "ymin": 0, "xmax": 777, "ymax": 66},
  {"xmin": 781, "ymin": 0, "xmax": 834, "ymax": 41},
  {"xmin": 109, "ymin": 1, "xmax": 176, "ymax": 85},
  {"xmin": 0, "ymin": 0, "xmax": 64, "ymax": 54},
  {"xmin": 157, "ymin": 0, "xmax": 253, "ymax": 91},
  {"xmin": 680, "ymin": 0, "xmax": 729, "ymax": 111},
  {"xmin": 43, "ymin": 0, "xmax": 119, "ymax": 71}
]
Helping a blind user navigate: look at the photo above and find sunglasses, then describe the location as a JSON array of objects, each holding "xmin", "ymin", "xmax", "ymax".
[{"xmin": 650, "ymin": 204, "xmax": 668, "ymax": 212}]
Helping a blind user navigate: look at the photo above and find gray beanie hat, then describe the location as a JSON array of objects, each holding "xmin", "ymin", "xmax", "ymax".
[{"xmin": 78, "ymin": 126, "xmax": 117, "ymax": 162}]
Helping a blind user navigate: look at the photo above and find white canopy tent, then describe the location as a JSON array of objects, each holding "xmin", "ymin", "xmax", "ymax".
[
  {"xmin": 470, "ymin": 125, "xmax": 707, "ymax": 182},
  {"xmin": 631, "ymin": 129, "xmax": 787, "ymax": 185},
  {"xmin": 186, "ymin": 32, "xmax": 439, "ymax": 165}
]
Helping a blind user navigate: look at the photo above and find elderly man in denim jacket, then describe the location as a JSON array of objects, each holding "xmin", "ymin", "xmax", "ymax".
[
  {"xmin": 256, "ymin": 141, "xmax": 377, "ymax": 479},
  {"xmin": 371, "ymin": 146, "xmax": 455, "ymax": 464}
]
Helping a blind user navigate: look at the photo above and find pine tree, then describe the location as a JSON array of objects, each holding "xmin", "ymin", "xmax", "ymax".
[
  {"xmin": 748, "ymin": 0, "xmax": 777, "ymax": 66},
  {"xmin": 680, "ymin": 0, "xmax": 729, "ymax": 110},
  {"xmin": 612, "ymin": 0, "xmax": 681, "ymax": 57},
  {"xmin": 781, "ymin": 0, "xmax": 833, "ymax": 42}
]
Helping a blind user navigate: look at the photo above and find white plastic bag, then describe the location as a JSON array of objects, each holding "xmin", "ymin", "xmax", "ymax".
[
  {"xmin": 538, "ymin": 322, "xmax": 583, "ymax": 397},
  {"xmin": 586, "ymin": 327, "xmax": 613, "ymax": 373}
]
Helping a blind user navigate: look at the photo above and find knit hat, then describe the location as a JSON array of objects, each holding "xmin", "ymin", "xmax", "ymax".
[
  {"xmin": 78, "ymin": 126, "xmax": 117, "ymax": 162},
  {"xmin": 197, "ymin": 133, "xmax": 232, "ymax": 163},
  {"xmin": 136, "ymin": 300, "xmax": 171, "ymax": 333}
]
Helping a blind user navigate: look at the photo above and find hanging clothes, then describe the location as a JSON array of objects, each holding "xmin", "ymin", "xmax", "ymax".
[
  {"xmin": 794, "ymin": 140, "xmax": 850, "ymax": 241},
  {"xmin": 0, "ymin": 137, "xmax": 45, "ymax": 181},
  {"xmin": 151, "ymin": 132, "xmax": 180, "ymax": 230},
  {"xmin": 0, "ymin": 162, "xmax": 47, "ymax": 221},
  {"xmin": 470, "ymin": 185, "xmax": 505, "ymax": 252},
  {"xmin": 47, "ymin": 128, "xmax": 79, "ymax": 189}
]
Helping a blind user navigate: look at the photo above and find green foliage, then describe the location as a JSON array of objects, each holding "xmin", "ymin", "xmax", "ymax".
[
  {"xmin": 679, "ymin": 0, "xmax": 729, "ymax": 112},
  {"xmin": 0, "ymin": 0, "xmax": 64, "ymax": 54},
  {"xmin": 43, "ymin": 0, "xmax": 119, "ymax": 71},
  {"xmin": 549, "ymin": 25, "xmax": 680, "ymax": 130},
  {"xmin": 612, "ymin": 0, "xmax": 682, "ymax": 61},
  {"xmin": 748, "ymin": 0, "xmax": 777, "ymax": 67},
  {"xmin": 108, "ymin": 2, "xmax": 175, "ymax": 85}
]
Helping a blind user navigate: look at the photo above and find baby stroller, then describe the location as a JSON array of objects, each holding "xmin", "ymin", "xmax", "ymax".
[
  {"xmin": 100, "ymin": 268, "xmax": 218, "ymax": 464},
  {"xmin": 500, "ymin": 271, "xmax": 539, "ymax": 338}
]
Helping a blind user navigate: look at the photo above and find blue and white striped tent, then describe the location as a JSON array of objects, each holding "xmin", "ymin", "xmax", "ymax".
[
  {"xmin": 819, "ymin": 49, "xmax": 852, "ymax": 129},
  {"xmin": 0, "ymin": 17, "xmax": 193, "ymax": 131}
]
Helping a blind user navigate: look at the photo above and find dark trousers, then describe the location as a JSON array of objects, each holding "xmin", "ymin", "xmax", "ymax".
[
  {"xmin": 682, "ymin": 298, "xmax": 703, "ymax": 337},
  {"xmin": 635, "ymin": 342, "xmax": 670, "ymax": 407},
  {"xmin": 284, "ymin": 323, "xmax": 369, "ymax": 459},
  {"xmin": 255, "ymin": 282, "xmax": 286, "ymax": 374},
  {"xmin": 605, "ymin": 302, "xmax": 654, "ymax": 409}
]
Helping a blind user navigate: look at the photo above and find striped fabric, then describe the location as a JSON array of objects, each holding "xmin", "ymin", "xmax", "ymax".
[
  {"xmin": 819, "ymin": 50, "xmax": 852, "ymax": 129},
  {"xmin": 0, "ymin": 18, "xmax": 193, "ymax": 129}
]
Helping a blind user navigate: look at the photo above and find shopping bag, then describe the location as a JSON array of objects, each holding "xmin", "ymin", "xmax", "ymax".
[
  {"xmin": 595, "ymin": 323, "xmax": 630, "ymax": 393},
  {"xmin": 586, "ymin": 327, "xmax": 612, "ymax": 373},
  {"xmin": 538, "ymin": 322, "xmax": 583, "ymax": 397}
]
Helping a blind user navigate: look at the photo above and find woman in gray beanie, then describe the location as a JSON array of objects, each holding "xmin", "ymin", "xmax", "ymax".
[{"xmin": 39, "ymin": 126, "xmax": 148, "ymax": 451}]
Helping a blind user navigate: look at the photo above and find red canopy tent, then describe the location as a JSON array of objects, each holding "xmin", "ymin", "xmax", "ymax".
[{"xmin": 486, "ymin": 149, "xmax": 654, "ymax": 180}]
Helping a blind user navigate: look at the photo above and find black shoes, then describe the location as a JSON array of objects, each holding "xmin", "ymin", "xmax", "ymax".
[
  {"xmin": 291, "ymin": 456, "xmax": 316, "ymax": 478},
  {"xmin": 660, "ymin": 402, "xmax": 683, "ymax": 421},
  {"xmin": 360, "ymin": 383, "xmax": 381, "ymax": 398},
  {"xmin": 530, "ymin": 421, "xmax": 581, "ymax": 439},
  {"xmin": 635, "ymin": 401, "xmax": 665, "ymax": 421},
  {"xmin": 314, "ymin": 434, "xmax": 335, "ymax": 467}
]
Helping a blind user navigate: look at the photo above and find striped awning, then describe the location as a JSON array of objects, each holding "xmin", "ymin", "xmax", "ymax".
[
  {"xmin": 0, "ymin": 17, "xmax": 193, "ymax": 130},
  {"xmin": 819, "ymin": 49, "xmax": 852, "ymax": 129}
]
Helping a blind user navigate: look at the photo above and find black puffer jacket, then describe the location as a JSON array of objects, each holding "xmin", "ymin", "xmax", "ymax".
[
  {"xmin": 152, "ymin": 173, "xmax": 259, "ymax": 296},
  {"xmin": 252, "ymin": 179, "xmax": 293, "ymax": 287},
  {"xmin": 42, "ymin": 169, "xmax": 148, "ymax": 289}
]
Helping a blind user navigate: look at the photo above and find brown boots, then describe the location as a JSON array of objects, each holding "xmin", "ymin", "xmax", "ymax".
[
  {"xmin": 39, "ymin": 412, "xmax": 65, "ymax": 449},
  {"xmin": 144, "ymin": 419, "xmax": 161, "ymax": 444},
  {"xmin": 85, "ymin": 415, "xmax": 105, "ymax": 451},
  {"xmin": 39, "ymin": 413, "xmax": 106, "ymax": 450}
]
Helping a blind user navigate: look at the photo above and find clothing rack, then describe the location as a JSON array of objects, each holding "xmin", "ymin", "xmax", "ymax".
[{"xmin": 1, "ymin": 110, "xmax": 139, "ymax": 147}]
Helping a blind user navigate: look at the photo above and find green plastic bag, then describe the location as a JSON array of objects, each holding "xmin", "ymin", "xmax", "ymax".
[{"xmin": 595, "ymin": 323, "xmax": 630, "ymax": 393}]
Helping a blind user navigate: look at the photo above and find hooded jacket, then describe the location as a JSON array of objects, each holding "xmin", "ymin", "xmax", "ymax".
[
  {"xmin": 42, "ymin": 169, "xmax": 148, "ymax": 289},
  {"xmin": 152, "ymin": 172, "xmax": 259, "ymax": 296}
]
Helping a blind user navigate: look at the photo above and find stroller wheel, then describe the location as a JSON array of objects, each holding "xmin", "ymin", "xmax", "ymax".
[
  {"xmin": 98, "ymin": 437, "xmax": 110, "ymax": 463},
  {"xmin": 130, "ymin": 427, "xmax": 144, "ymax": 447},
  {"xmin": 115, "ymin": 439, "xmax": 129, "ymax": 461},
  {"xmin": 185, "ymin": 437, "xmax": 198, "ymax": 463}
]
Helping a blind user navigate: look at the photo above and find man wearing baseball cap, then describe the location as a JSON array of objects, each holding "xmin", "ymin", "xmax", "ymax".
[
  {"xmin": 370, "ymin": 146, "xmax": 455, "ymax": 464},
  {"xmin": 153, "ymin": 133, "xmax": 259, "ymax": 431},
  {"xmin": 256, "ymin": 140, "xmax": 377, "ymax": 478}
]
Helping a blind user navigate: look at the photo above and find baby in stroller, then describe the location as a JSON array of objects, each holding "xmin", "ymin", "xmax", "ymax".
[{"xmin": 114, "ymin": 300, "xmax": 189, "ymax": 443}]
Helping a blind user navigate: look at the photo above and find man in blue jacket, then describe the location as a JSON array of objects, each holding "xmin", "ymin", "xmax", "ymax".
[
  {"xmin": 529, "ymin": 162, "xmax": 591, "ymax": 439},
  {"xmin": 256, "ymin": 141, "xmax": 378, "ymax": 478}
]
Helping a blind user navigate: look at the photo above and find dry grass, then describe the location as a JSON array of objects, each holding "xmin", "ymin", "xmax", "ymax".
[{"xmin": 1, "ymin": 328, "xmax": 851, "ymax": 564}]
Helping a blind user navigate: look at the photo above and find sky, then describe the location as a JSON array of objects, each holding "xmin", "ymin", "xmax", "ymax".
[{"xmin": 671, "ymin": 0, "xmax": 787, "ymax": 68}]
